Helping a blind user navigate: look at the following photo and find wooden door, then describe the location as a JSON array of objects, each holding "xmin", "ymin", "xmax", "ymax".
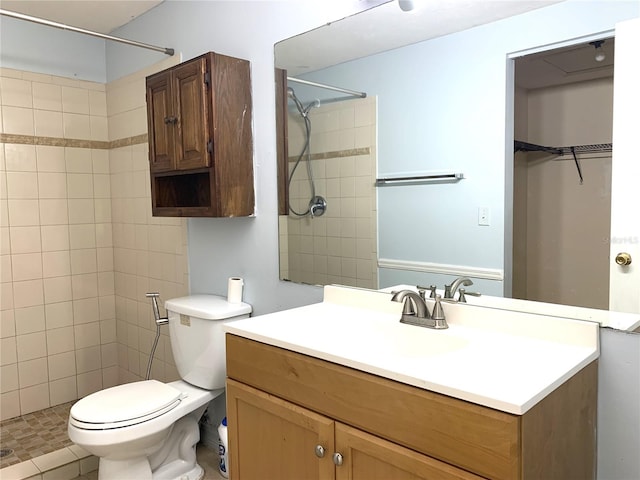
[
  {"xmin": 172, "ymin": 56, "xmax": 210, "ymax": 170},
  {"xmin": 334, "ymin": 423, "xmax": 483, "ymax": 480},
  {"xmin": 146, "ymin": 72, "xmax": 175, "ymax": 172},
  {"xmin": 226, "ymin": 379, "xmax": 335, "ymax": 480}
]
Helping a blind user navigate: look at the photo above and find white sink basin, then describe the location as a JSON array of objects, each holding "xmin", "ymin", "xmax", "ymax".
[{"xmin": 369, "ymin": 322, "xmax": 469, "ymax": 358}]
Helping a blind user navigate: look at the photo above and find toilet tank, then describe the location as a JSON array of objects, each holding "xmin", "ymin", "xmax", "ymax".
[{"xmin": 164, "ymin": 295, "xmax": 251, "ymax": 390}]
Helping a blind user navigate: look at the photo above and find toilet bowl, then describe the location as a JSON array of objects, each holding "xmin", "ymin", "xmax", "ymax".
[
  {"xmin": 69, "ymin": 380, "xmax": 220, "ymax": 479},
  {"xmin": 68, "ymin": 295, "xmax": 251, "ymax": 480}
]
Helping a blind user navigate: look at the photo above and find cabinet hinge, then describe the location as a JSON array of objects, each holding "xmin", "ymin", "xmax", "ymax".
[
  {"xmin": 204, "ymin": 71, "xmax": 211, "ymax": 86},
  {"xmin": 207, "ymin": 139, "xmax": 213, "ymax": 154}
]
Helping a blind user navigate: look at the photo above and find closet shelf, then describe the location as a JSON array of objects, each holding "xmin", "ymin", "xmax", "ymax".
[
  {"xmin": 514, "ymin": 140, "xmax": 612, "ymax": 156},
  {"xmin": 514, "ymin": 140, "xmax": 613, "ymax": 185}
]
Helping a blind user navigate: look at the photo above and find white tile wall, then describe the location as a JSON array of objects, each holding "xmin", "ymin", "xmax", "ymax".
[
  {"xmin": 105, "ymin": 56, "xmax": 187, "ymax": 385},
  {"xmin": 0, "ymin": 69, "xmax": 115, "ymax": 420},
  {"xmin": 0, "ymin": 61, "xmax": 187, "ymax": 421}
]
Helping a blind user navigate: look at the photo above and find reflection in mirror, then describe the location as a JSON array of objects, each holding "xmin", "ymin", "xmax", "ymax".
[
  {"xmin": 275, "ymin": 1, "xmax": 640, "ymax": 331},
  {"xmin": 278, "ymin": 77, "xmax": 378, "ymax": 288},
  {"xmin": 512, "ymin": 39, "xmax": 614, "ymax": 311}
]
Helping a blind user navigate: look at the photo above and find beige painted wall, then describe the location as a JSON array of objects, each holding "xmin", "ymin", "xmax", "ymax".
[{"xmin": 513, "ymin": 77, "xmax": 612, "ymax": 309}]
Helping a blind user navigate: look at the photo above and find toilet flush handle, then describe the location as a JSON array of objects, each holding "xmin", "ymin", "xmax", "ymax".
[{"xmin": 145, "ymin": 292, "xmax": 169, "ymax": 325}]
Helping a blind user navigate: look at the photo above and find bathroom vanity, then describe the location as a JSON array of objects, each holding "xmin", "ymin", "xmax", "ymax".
[{"xmin": 224, "ymin": 286, "xmax": 599, "ymax": 479}]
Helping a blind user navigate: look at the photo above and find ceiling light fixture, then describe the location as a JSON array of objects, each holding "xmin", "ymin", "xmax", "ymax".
[{"xmin": 589, "ymin": 40, "xmax": 606, "ymax": 62}]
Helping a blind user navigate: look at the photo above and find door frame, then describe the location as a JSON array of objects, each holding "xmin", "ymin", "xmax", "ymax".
[{"xmin": 504, "ymin": 29, "xmax": 617, "ymax": 306}]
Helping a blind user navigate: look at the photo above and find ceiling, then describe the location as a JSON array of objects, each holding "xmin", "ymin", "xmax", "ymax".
[
  {"xmin": 2, "ymin": 0, "xmax": 614, "ymax": 89},
  {"xmin": 0, "ymin": 0, "xmax": 162, "ymax": 34},
  {"xmin": 515, "ymin": 37, "xmax": 614, "ymax": 89},
  {"xmin": 277, "ymin": 0, "xmax": 614, "ymax": 89},
  {"xmin": 277, "ymin": 0, "xmax": 568, "ymax": 75}
]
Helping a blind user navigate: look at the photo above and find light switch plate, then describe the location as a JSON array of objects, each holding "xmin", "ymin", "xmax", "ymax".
[{"xmin": 478, "ymin": 207, "xmax": 490, "ymax": 226}]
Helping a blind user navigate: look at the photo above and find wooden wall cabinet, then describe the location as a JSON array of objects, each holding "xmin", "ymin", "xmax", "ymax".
[
  {"xmin": 226, "ymin": 334, "xmax": 597, "ymax": 480},
  {"xmin": 146, "ymin": 52, "xmax": 254, "ymax": 217}
]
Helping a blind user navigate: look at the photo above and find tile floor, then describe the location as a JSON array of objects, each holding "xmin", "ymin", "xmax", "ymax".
[
  {"xmin": 0, "ymin": 401, "xmax": 74, "ymax": 469},
  {"xmin": 1, "ymin": 402, "xmax": 226, "ymax": 479}
]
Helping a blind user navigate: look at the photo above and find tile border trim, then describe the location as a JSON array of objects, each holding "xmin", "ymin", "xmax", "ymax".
[
  {"xmin": 288, "ymin": 146, "xmax": 370, "ymax": 162},
  {"xmin": 0, "ymin": 133, "xmax": 148, "ymax": 150}
]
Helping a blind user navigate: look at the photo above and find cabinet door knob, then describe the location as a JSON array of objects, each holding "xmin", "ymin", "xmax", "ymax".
[
  {"xmin": 164, "ymin": 116, "xmax": 177, "ymax": 125},
  {"xmin": 615, "ymin": 252, "xmax": 632, "ymax": 266},
  {"xmin": 314, "ymin": 445, "xmax": 325, "ymax": 458},
  {"xmin": 332, "ymin": 452, "xmax": 343, "ymax": 466}
]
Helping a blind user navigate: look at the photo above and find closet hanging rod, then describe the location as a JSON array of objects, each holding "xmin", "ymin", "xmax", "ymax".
[
  {"xmin": 0, "ymin": 9, "xmax": 175, "ymax": 56},
  {"xmin": 287, "ymin": 77, "xmax": 366, "ymax": 98}
]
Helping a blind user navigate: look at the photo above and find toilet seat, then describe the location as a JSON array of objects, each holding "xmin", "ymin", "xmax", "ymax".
[{"xmin": 70, "ymin": 380, "xmax": 185, "ymax": 430}]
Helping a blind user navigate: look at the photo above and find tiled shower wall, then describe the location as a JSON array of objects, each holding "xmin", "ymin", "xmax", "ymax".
[
  {"xmin": 106, "ymin": 57, "xmax": 188, "ymax": 386},
  {"xmin": 0, "ymin": 69, "xmax": 116, "ymax": 420},
  {"xmin": 280, "ymin": 96, "xmax": 378, "ymax": 288},
  {"xmin": 0, "ymin": 56, "xmax": 188, "ymax": 421}
]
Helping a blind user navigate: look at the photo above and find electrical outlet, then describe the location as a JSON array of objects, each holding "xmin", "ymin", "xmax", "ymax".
[{"xmin": 478, "ymin": 207, "xmax": 490, "ymax": 226}]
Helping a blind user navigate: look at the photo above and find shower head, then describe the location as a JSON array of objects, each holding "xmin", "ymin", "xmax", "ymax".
[
  {"xmin": 287, "ymin": 86, "xmax": 307, "ymax": 117},
  {"xmin": 288, "ymin": 85, "xmax": 320, "ymax": 118}
]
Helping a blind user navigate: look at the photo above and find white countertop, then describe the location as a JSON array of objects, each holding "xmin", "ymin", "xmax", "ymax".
[{"xmin": 225, "ymin": 285, "xmax": 599, "ymax": 415}]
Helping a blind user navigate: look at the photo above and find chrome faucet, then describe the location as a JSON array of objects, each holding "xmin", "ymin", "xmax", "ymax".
[
  {"xmin": 391, "ymin": 290, "xmax": 448, "ymax": 329},
  {"xmin": 444, "ymin": 277, "xmax": 473, "ymax": 300}
]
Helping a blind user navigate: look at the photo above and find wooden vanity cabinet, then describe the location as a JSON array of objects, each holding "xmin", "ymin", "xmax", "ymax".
[
  {"xmin": 145, "ymin": 52, "xmax": 254, "ymax": 217},
  {"xmin": 226, "ymin": 334, "xmax": 597, "ymax": 480}
]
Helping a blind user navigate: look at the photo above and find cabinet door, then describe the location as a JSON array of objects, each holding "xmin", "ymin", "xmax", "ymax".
[
  {"xmin": 335, "ymin": 423, "xmax": 483, "ymax": 480},
  {"xmin": 172, "ymin": 57, "xmax": 210, "ymax": 170},
  {"xmin": 226, "ymin": 379, "xmax": 335, "ymax": 480},
  {"xmin": 146, "ymin": 72, "xmax": 175, "ymax": 172}
]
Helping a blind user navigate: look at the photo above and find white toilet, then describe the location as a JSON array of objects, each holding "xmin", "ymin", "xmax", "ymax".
[{"xmin": 68, "ymin": 295, "xmax": 251, "ymax": 480}]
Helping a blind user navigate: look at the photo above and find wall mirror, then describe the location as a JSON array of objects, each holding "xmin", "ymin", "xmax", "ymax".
[{"xmin": 274, "ymin": 1, "xmax": 640, "ymax": 332}]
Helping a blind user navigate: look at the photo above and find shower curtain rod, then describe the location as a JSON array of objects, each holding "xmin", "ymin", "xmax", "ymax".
[
  {"xmin": 0, "ymin": 9, "xmax": 175, "ymax": 56},
  {"xmin": 287, "ymin": 77, "xmax": 366, "ymax": 98}
]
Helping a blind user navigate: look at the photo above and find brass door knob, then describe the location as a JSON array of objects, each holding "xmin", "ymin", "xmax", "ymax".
[{"xmin": 615, "ymin": 252, "xmax": 632, "ymax": 266}]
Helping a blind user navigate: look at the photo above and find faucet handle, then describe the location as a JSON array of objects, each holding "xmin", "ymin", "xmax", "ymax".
[
  {"xmin": 401, "ymin": 298, "xmax": 416, "ymax": 316},
  {"xmin": 432, "ymin": 295, "xmax": 445, "ymax": 320},
  {"xmin": 430, "ymin": 295, "xmax": 448, "ymax": 329},
  {"xmin": 458, "ymin": 289, "xmax": 467, "ymax": 303},
  {"xmin": 416, "ymin": 285, "xmax": 438, "ymax": 298},
  {"xmin": 463, "ymin": 290, "xmax": 481, "ymax": 297}
]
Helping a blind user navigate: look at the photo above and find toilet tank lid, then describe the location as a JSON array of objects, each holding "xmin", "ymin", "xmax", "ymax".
[{"xmin": 165, "ymin": 295, "xmax": 252, "ymax": 319}]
